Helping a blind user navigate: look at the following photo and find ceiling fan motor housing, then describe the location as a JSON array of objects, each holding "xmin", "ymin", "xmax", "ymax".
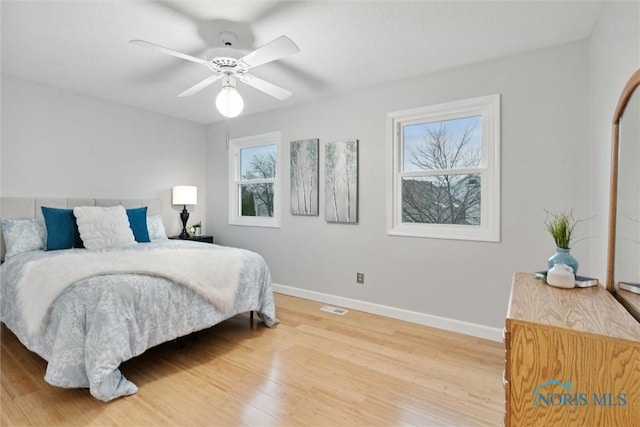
[{"xmin": 206, "ymin": 57, "xmax": 249, "ymax": 76}]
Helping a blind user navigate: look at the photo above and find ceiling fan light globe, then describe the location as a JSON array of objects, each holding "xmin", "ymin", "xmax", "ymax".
[{"xmin": 216, "ymin": 86, "xmax": 244, "ymax": 118}]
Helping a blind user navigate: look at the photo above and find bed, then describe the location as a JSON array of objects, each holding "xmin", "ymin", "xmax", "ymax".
[{"xmin": 0, "ymin": 197, "xmax": 278, "ymax": 402}]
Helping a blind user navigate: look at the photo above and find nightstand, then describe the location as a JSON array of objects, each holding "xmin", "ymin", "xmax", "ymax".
[{"xmin": 169, "ymin": 235, "xmax": 214, "ymax": 244}]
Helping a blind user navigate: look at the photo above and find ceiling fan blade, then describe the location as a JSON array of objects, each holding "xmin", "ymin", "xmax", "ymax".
[
  {"xmin": 129, "ymin": 39, "xmax": 208, "ymax": 65},
  {"xmin": 177, "ymin": 74, "xmax": 223, "ymax": 97},
  {"xmin": 238, "ymin": 35, "xmax": 300, "ymax": 69},
  {"xmin": 237, "ymin": 74, "xmax": 292, "ymax": 100}
]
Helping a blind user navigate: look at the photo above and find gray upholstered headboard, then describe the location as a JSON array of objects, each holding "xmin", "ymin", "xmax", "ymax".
[{"xmin": 0, "ymin": 197, "xmax": 163, "ymax": 260}]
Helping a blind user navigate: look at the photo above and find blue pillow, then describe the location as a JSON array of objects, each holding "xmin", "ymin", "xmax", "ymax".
[
  {"xmin": 126, "ymin": 207, "xmax": 150, "ymax": 243},
  {"xmin": 41, "ymin": 206, "xmax": 83, "ymax": 250}
]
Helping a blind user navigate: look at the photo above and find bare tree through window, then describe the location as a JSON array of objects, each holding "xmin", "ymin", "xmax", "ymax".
[
  {"xmin": 240, "ymin": 145, "xmax": 276, "ymax": 217},
  {"xmin": 402, "ymin": 117, "xmax": 482, "ymax": 225}
]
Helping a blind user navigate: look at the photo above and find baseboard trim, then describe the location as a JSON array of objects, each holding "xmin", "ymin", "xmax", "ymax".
[{"xmin": 272, "ymin": 283, "xmax": 503, "ymax": 342}]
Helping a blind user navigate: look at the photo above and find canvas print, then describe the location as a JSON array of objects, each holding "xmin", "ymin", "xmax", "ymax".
[
  {"xmin": 325, "ymin": 139, "xmax": 358, "ymax": 223},
  {"xmin": 290, "ymin": 139, "xmax": 319, "ymax": 215}
]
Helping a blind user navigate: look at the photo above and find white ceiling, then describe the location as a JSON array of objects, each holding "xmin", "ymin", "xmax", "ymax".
[{"xmin": 1, "ymin": 0, "xmax": 603, "ymax": 124}]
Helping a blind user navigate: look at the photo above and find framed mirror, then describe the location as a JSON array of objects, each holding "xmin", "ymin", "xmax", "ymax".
[{"xmin": 607, "ymin": 68, "xmax": 640, "ymax": 319}]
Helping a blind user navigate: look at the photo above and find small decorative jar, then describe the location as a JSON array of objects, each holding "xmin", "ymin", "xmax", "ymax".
[{"xmin": 546, "ymin": 263, "xmax": 576, "ymax": 288}]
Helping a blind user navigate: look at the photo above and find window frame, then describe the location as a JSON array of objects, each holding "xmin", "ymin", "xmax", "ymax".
[
  {"xmin": 228, "ymin": 131, "xmax": 281, "ymax": 228},
  {"xmin": 386, "ymin": 94, "xmax": 501, "ymax": 241}
]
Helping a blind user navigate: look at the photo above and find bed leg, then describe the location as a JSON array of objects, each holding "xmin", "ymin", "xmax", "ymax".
[{"xmin": 250, "ymin": 310, "xmax": 254, "ymax": 326}]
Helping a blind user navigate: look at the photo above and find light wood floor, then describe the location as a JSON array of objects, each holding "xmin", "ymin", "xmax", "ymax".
[{"xmin": 1, "ymin": 294, "xmax": 505, "ymax": 426}]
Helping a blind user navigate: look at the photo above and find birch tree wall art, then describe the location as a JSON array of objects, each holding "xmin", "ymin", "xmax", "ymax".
[
  {"xmin": 290, "ymin": 139, "xmax": 319, "ymax": 215},
  {"xmin": 325, "ymin": 139, "xmax": 358, "ymax": 223}
]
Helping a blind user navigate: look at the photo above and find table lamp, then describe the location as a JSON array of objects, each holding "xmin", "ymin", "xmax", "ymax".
[{"xmin": 172, "ymin": 185, "xmax": 197, "ymax": 238}]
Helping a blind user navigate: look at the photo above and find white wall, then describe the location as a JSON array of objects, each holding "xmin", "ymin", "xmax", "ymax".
[
  {"xmin": 1, "ymin": 74, "xmax": 208, "ymax": 235},
  {"xmin": 207, "ymin": 41, "xmax": 590, "ymax": 330},
  {"xmin": 588, "ymin": 0, "xmax": 640, "ymax": 285}
]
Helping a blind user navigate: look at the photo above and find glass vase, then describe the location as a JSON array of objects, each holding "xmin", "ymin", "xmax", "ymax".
[{"xmin": 547, "ymin": 248, "xmax": 579, "ymax": 275}]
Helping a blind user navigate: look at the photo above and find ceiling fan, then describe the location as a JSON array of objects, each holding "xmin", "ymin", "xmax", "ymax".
[{"xmin": 130, "ymin": 32, "xmax": 300, "ymax": 117}]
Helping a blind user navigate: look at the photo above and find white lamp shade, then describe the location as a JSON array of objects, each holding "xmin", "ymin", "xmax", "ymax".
[
  {"xmin": 216, "ymin": 86, "xmax": 244, "ymax": 118},
  {"xmin": 172, "ymin": 186, "xmax": 197, "ymax": 205}
]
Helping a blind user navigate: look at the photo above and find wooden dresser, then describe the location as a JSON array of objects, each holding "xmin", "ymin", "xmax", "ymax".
[
  {"xmin": 616, "ymin": 289, "xmax": 640, "ymax": 323},
  {"xmin": 504, "ymin": 273, "xmax": 640, "ymax": 426}
]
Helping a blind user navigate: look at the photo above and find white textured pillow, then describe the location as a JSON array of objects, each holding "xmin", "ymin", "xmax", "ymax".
[
  {"xmin": 73, "ymin": 206, "xmax": 136, "ymax": 249},
  {"xmin": 147, "ymin": 214, "xmax": 168, "ymax": 240}
]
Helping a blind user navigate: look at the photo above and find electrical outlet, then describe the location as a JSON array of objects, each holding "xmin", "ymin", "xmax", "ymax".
[{"xmin": 356, "ymin": 272, "xmax": 365, "ymax": 284}]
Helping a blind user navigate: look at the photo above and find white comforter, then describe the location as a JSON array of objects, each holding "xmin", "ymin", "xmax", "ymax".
[{"xmin": 0, "ymin": 240, "xmax": 278, "ymax": 401}]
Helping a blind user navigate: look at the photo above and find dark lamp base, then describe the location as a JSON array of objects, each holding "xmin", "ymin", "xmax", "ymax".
[{"xmin": 179, "ymin": 205, "xmax": 190, "ymax": 239}]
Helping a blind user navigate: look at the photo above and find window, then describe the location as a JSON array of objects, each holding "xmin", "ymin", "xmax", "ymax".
[
  {"xmin": 387, "ymin": 94, "xmax": 500, "ymax": 241},
  {"xmin": 229, "ymin": 132, "xmax": 281, "ymax": 227}
]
